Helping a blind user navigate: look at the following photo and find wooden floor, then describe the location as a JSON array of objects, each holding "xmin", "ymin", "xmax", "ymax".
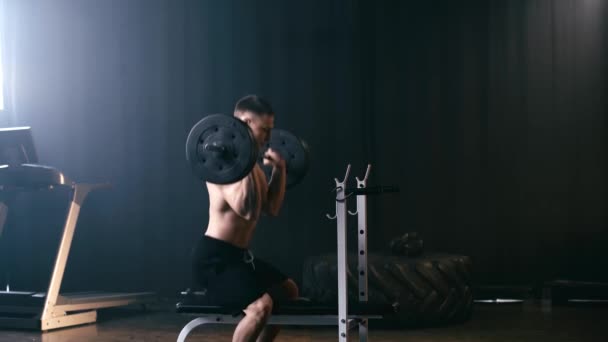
[{"xmin": 1, "ymin": 301, "xmax": 606, "ymax": 341}]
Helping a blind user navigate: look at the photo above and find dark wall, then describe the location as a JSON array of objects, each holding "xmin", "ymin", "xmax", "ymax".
[
  {"xmin": 0, "ymin": 0, "xmax": 606, "ymax": 294},
  {"xmin": 367, "ymin": 0, "xmax": 608, "ymax": 284}
]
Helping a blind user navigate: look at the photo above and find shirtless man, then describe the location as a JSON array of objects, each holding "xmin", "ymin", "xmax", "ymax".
[{"xmin": 192, "ymin": 95, "xmax": 299, "ymax": 342}]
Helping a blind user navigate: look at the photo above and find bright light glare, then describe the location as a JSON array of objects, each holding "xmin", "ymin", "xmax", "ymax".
[
  {"xmin": 0, "ymin": 42, "xmax": 3, "ymax": 111},
  {"xmin": 0, "ymin": 0, "xmax": 4, "ymax": 111},
  {"xmin": 569, "ymin": 299, "xmax": 608, "ymax": 303},
  {"xmin": 474, "ymin": 298, "xmax": 524, "ymax": 304}
]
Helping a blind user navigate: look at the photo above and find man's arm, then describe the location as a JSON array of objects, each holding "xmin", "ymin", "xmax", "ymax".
[
  {"xmin": 263, "ymin": 149, "xmax": 286, "ymax": 216},
  {"xmin": 212, "ymin": 173, "xmax": 259, "ymax": 220}
]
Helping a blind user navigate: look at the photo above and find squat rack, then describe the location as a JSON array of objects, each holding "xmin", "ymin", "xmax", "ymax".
[{"xmin": 176, "ymin": 164, "xmax": 398, "ymax": 342}]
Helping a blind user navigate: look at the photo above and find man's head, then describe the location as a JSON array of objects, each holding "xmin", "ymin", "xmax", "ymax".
[{"xmin": 234, "ymin": 95, "xmax": 275, "ymax": 148}]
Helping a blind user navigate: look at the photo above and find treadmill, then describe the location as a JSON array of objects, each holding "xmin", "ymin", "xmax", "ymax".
[{"xmin": 0, "ymin": 127, "xmax": 154, "ymax": 331}]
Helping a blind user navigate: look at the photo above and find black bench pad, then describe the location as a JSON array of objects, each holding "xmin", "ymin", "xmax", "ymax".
[{"xmin": 176, "ymin": 294, "xmax": 396, "ymax": 316}]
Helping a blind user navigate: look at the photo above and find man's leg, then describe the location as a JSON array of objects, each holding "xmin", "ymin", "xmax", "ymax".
[
  {"xmin": 233, "ymin": 293, "xmax": 274, "ymax": 342},
  {"xmin": 255, "ymin": 278, "xmax": 299, "ymax": 342}
]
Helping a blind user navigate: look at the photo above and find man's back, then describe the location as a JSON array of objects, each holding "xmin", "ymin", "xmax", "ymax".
[{"xmin": 205, "ymin": 165, "xmax": 269, "ymax": 248}]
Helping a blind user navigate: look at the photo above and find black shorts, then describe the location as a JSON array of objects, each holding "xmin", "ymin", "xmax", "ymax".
[{"xmin": 192, "ymin": 235, "xmax": 288, "ymax": 310}]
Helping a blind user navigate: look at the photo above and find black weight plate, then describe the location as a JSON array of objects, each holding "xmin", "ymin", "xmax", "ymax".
[
  {"xmin": 259, "ymin": 129, "xmax": 310, "ymax": 189},
  {"xmin": 186, "ymin": 114, "xmax": 258, "ymax": 184}
]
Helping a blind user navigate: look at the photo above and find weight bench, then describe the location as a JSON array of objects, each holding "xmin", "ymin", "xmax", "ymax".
[
  {"xmin": 0, "ymin": 127, "xmax": 154, "ymax": 331},
  {"xmin": 176, "ymin": 164, "xmax": 399, "ymax": 342}
]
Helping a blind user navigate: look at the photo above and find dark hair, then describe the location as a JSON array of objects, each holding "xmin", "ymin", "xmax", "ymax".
[{"xmin": 234, "ymin": 95, "xmax": 274, "ymax": 116}]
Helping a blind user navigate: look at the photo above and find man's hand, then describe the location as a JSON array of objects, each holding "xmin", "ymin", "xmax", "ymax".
[
  {"xmin": 262, "ymin": 147, "xmax": 286, "ymax": 216},
  {"xmin": 263, "ymin": 148, "xmax": 286, "ymax": 170}
]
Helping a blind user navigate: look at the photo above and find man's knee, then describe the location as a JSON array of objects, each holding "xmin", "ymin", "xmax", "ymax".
[
  {"xmin": 244, "ymin": 294, "xmax": 273, "ymax": 324},
  {"xmin": 283, "ymin": 279, "xmax": 299, "ymax": 300}
]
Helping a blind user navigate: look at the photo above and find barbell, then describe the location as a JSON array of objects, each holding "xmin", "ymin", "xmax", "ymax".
[{"xmin": 186, "ymin": 114, "xmax": 309, "ymax": 188}]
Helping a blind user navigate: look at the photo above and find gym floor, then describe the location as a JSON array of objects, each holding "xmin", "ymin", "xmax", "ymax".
[{"xmin": 0, "ymin": 301, "xmax": 605, "ymax": 342}]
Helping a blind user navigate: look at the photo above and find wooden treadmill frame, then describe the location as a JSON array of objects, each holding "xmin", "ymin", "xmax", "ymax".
[{"xmin": 0, "ymin": 183, "xmax": 154, "ymax": 331}]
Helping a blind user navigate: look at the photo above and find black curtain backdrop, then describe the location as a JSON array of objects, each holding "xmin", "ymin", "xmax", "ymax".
[{"xmin": 0, "ymin": 0, "xmax": 606, "ymax": 294}]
